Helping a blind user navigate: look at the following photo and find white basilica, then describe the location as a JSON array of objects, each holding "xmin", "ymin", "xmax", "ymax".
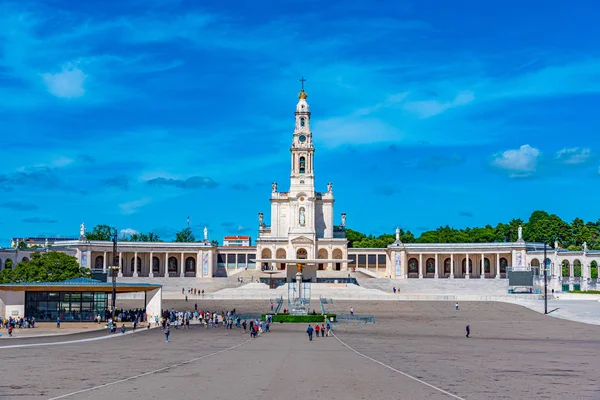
[{"xmin": 3, "ymin": 85, "xmax": 599, "ymax": 292}]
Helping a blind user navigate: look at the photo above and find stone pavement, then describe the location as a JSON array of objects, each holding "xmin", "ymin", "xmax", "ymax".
[{"xmin": 1, "ymin": 301, "xmax": 599, "ymax": 399}]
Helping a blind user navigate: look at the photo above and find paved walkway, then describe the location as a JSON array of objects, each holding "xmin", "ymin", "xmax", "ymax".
[
  {"xmin": 0, "ymin": 322, "xmax": 106, "ymax": 339},
  {"xmin": 513, "ymin": 299, "xmax": 600, "ymax": 325}
]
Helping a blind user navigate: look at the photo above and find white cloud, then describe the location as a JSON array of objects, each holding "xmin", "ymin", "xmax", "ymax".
[
  {"xmin": 119, "ymin": 198, "xmax": 151, "ymax": 214},
  {"xmin": 403, "ymin": 91, "xmax": 475, "ymax": 118},
  {"xmin": 42, "ymin": 64, "xmax": 87, "ymax": 98},
  {"xmin": 52, "ymin": 156, "xmax": 75, "ymax": 167},
  {"xmin": 119, "ymin": 228, "xmax": 138, "ymax": 238},
  {"xmin": 555, "ymin": 147, "xmax": 592, "ymax": 165},
  {"xmin": 491, "ymin": 144, "xmax": 541, "ymax": 178}
]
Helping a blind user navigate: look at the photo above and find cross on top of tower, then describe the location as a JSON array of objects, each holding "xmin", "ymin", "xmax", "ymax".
[{"xmin": 298, "ymin": 77, "xmax": 308, "ymax": 99}]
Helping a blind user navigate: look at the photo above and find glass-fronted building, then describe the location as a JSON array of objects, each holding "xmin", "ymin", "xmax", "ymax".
[
  {"xmin": 0, "ymin": 278, "xmax": 162, "ymax": 322},
  {"xmin": 25, "ymin": 291, "xmax": 108, "ymax": 322}
]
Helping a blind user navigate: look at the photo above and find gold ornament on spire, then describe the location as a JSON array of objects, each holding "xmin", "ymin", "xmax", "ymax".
[{"xmin": 298, "ymin": 76, "xmax": 307, "ymax": 99}]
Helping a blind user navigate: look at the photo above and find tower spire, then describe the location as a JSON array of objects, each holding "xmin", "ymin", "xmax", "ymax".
[{"xmin": 298, "ymin": 76, "xmax": 307, "ymax": 99}]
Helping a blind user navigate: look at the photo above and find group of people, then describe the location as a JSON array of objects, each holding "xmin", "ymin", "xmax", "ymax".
[
  {"xmin": 0, "ymin": 316, "xmax": 36, "ymax": 337},
  {"xmin": 158, "ymin": 308, "xmax": 275, "ymax": 342},
  {"xmin": 306, "ymin": 322, "xmax": 331, "ymax": 340}
]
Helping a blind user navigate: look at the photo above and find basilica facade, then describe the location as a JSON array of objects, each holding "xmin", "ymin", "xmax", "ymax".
[{"xmin": 13, "ymin": 87, "xmax": 598, "ymax": 290}]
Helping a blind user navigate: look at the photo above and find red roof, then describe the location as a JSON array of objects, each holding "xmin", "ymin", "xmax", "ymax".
[{"xmin": 223, "ymin": 236, "xmax": 251, "ymax": 240}]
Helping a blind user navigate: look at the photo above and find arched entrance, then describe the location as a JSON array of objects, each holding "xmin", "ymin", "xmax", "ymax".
[
  {"xmin": 296, "ymin": 248, "xmax": 308, "ymax": 259},
  {"xmin": 261, "ymin": 248, "xmax": 272, "ymax": 271},
  {"xmin": 561, "ymin": 260, "xmax": 570, "ymax": 277},
  {"xmin": 573, "ymin": 259, "xmax": 582, "ymax": 277},
  {"xmin": 5, "ymin": 258, "xmax": 12, "ymax": 269},
  {"xmin": 591, "ymin": 261, "xmax": 598, "ymax": 280},
  {"xmin": 276, "ymin": 248, "xmax": 286, "ymax": 270},
  {"xmin": 484, "ymin": 257, "xmax": 490, "ymax": 276},
  {"xmin": 408, "ymin": 258, "xmax": 418, "ymax": 277},
  {"xmin": 332, "ymin": 249, "xmax": 342, "ymax": 271},
  {"xmin": 185, "ymin": 257, "xmax": 196, "ymax": 274},
  {"xmin": 21, "ymin": 256, "xmax": 30, "ymax": 263},
  {"xmin": 95, "ymin": 256, "xmax": 104, "ymax": 269},
  {"xmin": 425, "ymin": 258, "xmax": 435, "ymax": 276},
  {"xmin": 318, "ymin": 249, "xmax": 328, "ymax": 270},
  {"xmin": 531, "ymin": 259, "xmax": 540, "ymax": 275},
  {"xmin": 168, "ymin": 256, "xmax": 178, "ymax": 276}
]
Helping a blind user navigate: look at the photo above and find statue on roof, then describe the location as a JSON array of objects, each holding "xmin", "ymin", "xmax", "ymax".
[
  {"xmin": 272, "ymin": 182, "xmax": 278, "ymax": 193},
  {"xmin": 204, "ymin": 226, "xmax": 208, "ymax": 242},
  {"xmin": 80, "ymin": 223, "xmax": 86, "ymax": 239},
  {"xmin": 258, "ymin": 212, "xmax": 264, "ymax": 227}
]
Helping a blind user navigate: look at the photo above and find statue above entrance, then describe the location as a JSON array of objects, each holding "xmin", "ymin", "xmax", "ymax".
[{"xmin": 272, "ymin": 182, "xmax": 278, "ymax": 192}]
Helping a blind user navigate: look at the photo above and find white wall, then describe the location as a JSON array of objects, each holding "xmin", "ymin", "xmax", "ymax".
[{"xmin": 0, "ymin": 291, "xmax": 25, "ymax": 318}]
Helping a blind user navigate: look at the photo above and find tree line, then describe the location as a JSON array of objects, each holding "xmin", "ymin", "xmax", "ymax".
[
  {"xmin": 347, "ymin": 210, "xmax": 600, "ymax": 250},
  {"xmin": 85, "ymin": 225, "xmax": 219, "ymax": 245}
]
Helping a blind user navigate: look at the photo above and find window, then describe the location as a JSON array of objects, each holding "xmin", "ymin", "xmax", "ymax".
[
  {"xmin": 299, "ymin": 157, "xmax": 305, "ymax": 174},
  {"xmin": 300, "ymin": 118, "xmax": 305, "ymax": 127}
]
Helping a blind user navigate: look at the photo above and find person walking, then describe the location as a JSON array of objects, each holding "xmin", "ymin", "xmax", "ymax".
[
  {"xmin": 56, "ymin": 317, "xmax": 61, "ymax": 329},
  {"xmin": 350, "ymin": 307, "xmax": 354, "ymax": 316},
  {"xmin": 315, "ymin": 324, "xmax": 320, "ymax": 338},
  {"xmin": 466, "ymin": 324, "xmax": 470, "ymax": 338},
  {"xmin": 455, "ymin": 302, "xmax": 459, "ymax": 311},
  {"xmin": 321, "ymin": 324, "xmax": 325, "ymax": 337},
  {"xmin": 306, "ymin": 324, "xmax": 314, "ymax": 341},
  {"xmin": 165, "ymin": 326, "xmax": 170, "ymax": 342}
]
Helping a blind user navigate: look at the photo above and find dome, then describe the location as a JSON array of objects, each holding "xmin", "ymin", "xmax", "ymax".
[{"xmin": 298, "ymin": 89, "xmax": 308, "ymax": 100}]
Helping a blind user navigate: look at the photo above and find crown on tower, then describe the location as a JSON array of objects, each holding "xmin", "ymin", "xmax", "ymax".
[{"xmin": 298, "ymin": 89, "xmax": 308, "ymax": 100}]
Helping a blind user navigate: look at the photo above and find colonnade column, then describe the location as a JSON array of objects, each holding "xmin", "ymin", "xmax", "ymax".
[
  {"xmin": 164, "ymin": 252, "xmax": 169, "ymax": 277},
  {"xmin": 103, "ymin": 251, "xmax": 107, "ymax": 273},
  {"xmin": 149, "ymin": 252, "xmax": 154, "ymax": 278},
  {"xmin": 495, "ymin": 253, "xmax": 500, "ymax": 279},
  {"xmin": 180, "ymin": 252, "xmax": 185, "ymax": 277},
  {"xmin": 450, "ymin": 255, "xmax": 454, "ymax": 279},
  {"xmin": 133, "ymin": 251, "xmax": 139, "ymax": 277},
  {"xmin": 434, "ymin": 254, "xmax": 439, "ymax": 279},
  {"xmin": 196, "ymin": 251, "xmax": 202, "ymax": 278},
  {"xmin": 118, "ymin": 251, "xmax": 123, "ymax": 277},
  {"xmin": 480, "ymin": 253, "xmax": 485, "ymax": 279},
  {"xmin": 418, "ymin": 253, "xmax": 423, "ymax": 279},
  {"xmin": 465, "ymin": 253, "xmax": 470, "ymax": 279}
]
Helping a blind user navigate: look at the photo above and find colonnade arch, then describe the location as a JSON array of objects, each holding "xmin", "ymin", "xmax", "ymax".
[
  {"xmin": 276, "ymin": 248, "xmax": 287, "ymax": 270},
  {"xmin": 318, "ymin": 249, "xmax": 328, "ymax": 270},
  {"xmin": 332, "ymin": 249, "xmax": 343, "ymax": 271}
]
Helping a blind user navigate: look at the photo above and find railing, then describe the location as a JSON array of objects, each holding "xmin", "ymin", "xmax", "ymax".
[{"xmin": 335, "ymin": 313, "xmax": 375, "ymax": 324}]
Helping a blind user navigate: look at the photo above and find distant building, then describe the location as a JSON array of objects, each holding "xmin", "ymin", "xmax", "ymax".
[
  {"xmin": 223, "ymin": 236, "xmax": 251, "ymax": 247},
  {"xmin": 10, "ymin": 237, "xmax": 77, "ymax": 248}
]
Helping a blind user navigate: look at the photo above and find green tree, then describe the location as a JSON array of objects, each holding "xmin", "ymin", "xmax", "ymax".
[
  {"xmin": 125, "ymin": 232, "xmax": 162, "ymax": 242},
  {"xmin": 210, "ymin": 239, "xmax": 219, "ymax": 246},
  {"xmin": 17, "ymin": 241, "xmax": 27, "ymax": 249},
  {"xmin": 0, "ymin": 251, "xmax": 90, "ymax": 284},
  {"xmin": 175, "ymin": 227, "xmax": 195, "ymax": 242},
  {"xmin": 4, "ymin": 258, "xmax": 13, "ymax": 269},
  {"xmin": 86, "ymin": 224, "xmax": 115, "ymax": 241}
]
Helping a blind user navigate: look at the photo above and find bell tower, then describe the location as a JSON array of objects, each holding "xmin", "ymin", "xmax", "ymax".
[{"xmin": 290, "ymin": 77, "xmax": 315, "ymax": 196}]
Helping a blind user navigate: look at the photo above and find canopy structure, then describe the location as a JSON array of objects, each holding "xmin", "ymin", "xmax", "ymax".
[{"xmin": 0, "ymin": 278, "xmax": 162, "ymax": 321}]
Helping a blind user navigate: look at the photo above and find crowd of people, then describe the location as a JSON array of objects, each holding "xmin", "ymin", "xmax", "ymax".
[
  {"xmin": 0, "ymin": 316, "xmax": 36, "ymax": 337},
  {"xmin": 156, "ymin": 308, "xmax": 275, "ymax": 342}
]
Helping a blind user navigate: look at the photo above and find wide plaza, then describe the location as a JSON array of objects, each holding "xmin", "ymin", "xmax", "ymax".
[{"xmin": 1, "ymin": 300, "xmax": 598, "ymax": 399}]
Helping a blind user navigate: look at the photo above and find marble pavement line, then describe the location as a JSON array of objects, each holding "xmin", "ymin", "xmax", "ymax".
[
  {"xmin": 332, "ymin": 332, "xmax": 466, "ymax": 400},
  {"xmin": 46, "ymin": 337, "xmax": 254, "ymax": 400}
]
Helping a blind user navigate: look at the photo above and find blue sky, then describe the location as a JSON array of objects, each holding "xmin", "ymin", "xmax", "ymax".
[{"xmin": 1, "ymin": 0, "xmax": 599, "ymax": 245}]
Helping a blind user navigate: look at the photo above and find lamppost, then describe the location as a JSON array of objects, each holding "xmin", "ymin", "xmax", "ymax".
[
  {"xmin": 108, "ymin": 229, "xmax": 119, "ymax": 321},
  {"xmin": 543, "ymin": 242, "xmax": 548, "ymax": 314}
]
